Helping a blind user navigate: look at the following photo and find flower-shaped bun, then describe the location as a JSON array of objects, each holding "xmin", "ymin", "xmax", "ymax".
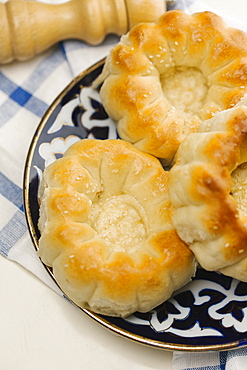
[
  {"xmin": 94, "ymin": 10, "xmax": 247, "ymax": 164},
  {"xmin": 168, "ymin": 96, "xmax": 247, "ymax": 281},
  {"xmin": 38, "ymin": 139, "xmax": 195, "ymax": 317}
]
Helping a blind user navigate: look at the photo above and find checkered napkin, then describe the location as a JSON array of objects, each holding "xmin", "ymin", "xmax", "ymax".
[{"xmin": 0, "ymin": 0, "xmax": 247, "ymax": 368}]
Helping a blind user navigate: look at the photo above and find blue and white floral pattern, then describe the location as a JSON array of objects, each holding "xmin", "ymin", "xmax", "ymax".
[
  {"xmin": 39, "ymin": 135, "xmax": 81, "ymax": 166},
  {"xmin": 125, "ymin": 272, "xmax": 247, "ymax": 338}
]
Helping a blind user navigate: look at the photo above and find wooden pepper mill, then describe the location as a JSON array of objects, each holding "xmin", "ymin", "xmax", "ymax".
[{"xmin": 0, "ymin": 0, "xmax": 171, "ymax": 64}]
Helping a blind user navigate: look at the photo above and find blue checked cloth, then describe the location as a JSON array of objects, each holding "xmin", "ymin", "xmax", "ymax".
[{"xmin": 0, "ymin": 1, "xmax": 247, "ymax": 369}]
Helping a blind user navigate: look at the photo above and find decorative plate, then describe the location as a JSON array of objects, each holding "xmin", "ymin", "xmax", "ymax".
[{"xmin": 23, "ymin": 59, "xmax": 247, "ymax": 352}]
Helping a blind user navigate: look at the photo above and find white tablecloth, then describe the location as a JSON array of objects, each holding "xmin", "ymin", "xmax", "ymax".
[{"xmin": 1, "ymin": 0, "xmax": 247, "ymax": 369}]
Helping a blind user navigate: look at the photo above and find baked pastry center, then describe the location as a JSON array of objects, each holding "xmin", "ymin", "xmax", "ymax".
[
  {"xmin": 231, "ymin": 163, "xmax": 247, "ymax": 217},
  {"xmin": 161, "ymin": 67, "xmax": 208, "ymax": 117},
  {"xmin": 91, "ymin": 194, "xmax": 148, "ymax": 251}
]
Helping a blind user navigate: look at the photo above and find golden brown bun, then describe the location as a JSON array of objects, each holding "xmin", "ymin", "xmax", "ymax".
[
  {"xmin": 168, "ymin": 96, "xmax": 247, "ymax": 281},
  {"xmin": 38, "ymin": 139, "xmax": 196, "ymax": 317},
  {"xmin": 94, "ymin": 10, "xmax": 247, "ymax": 164}
]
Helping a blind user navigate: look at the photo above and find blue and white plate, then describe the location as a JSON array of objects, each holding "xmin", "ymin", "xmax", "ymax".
[{"xmin": 23, "ymin": 59, "xmax": 247, "ymax": 352}]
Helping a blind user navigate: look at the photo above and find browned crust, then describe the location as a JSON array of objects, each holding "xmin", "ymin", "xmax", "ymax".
[
  {"xmin": 97, "ymin": 10, "xmax": 247, "ymax": 163},
  {"xmin": 38, "ymin": 139, "xmax": 195, "ymax": 316},
  {"xmin": 169, "ymin": 103, "xmax": 247, "ymax": 279}
]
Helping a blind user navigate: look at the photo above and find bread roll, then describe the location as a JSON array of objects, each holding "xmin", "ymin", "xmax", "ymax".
[
  {"xmin": 168, "ymin": 96, "xmax": 247, "ymax": 281},
  {"xmin": 38, "ymin": 139, "xmax": 196, "ymax": 317},
  {"xmin": 94, "ymin": 10, "xmax": 247, "ymax": 164}
]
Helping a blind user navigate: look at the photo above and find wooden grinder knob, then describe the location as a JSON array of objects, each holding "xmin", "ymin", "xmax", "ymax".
[{"xmin": 0, "ymin": 0, "xmax": 167, "ymax": 64}]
